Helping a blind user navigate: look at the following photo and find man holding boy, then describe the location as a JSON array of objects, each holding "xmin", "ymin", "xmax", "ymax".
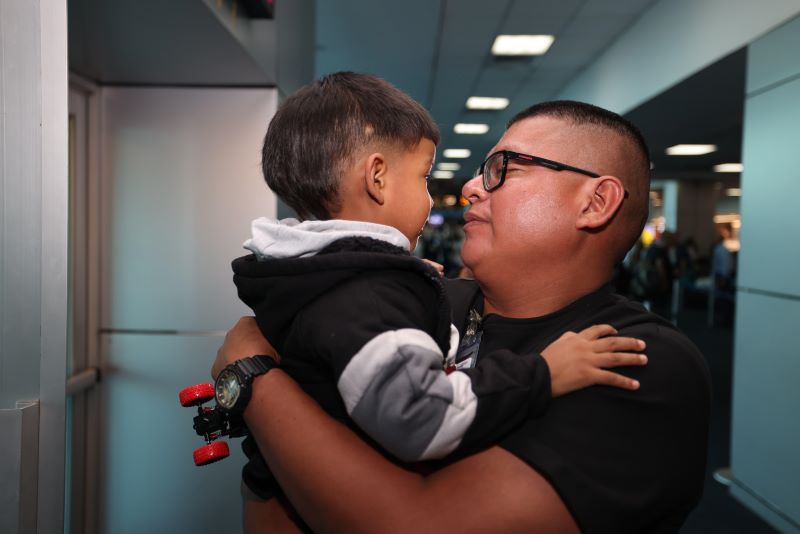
[{"xmin": 215, "ymin": 99, "xmax": 711, "ymax": 533}]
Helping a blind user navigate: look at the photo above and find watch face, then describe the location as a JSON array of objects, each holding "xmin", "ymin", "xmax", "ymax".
[{"xmin": 215, "ymin": 368, "xmax": 240, "ymax": 410}]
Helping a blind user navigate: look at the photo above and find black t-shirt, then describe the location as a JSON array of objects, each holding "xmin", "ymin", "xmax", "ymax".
[{"xmin": 446, "ymin": 279, "xmax": 711, "ymax": 534}]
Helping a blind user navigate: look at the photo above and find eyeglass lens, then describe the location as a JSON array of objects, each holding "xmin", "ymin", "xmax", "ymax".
[{"xmin": 483, "ymin": 152, "xmax": 504, "ymax": 190}]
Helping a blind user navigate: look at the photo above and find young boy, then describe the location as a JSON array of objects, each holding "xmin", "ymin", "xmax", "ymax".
[{"xmin": 231, "ymin": 72, "xmax": 646, "ymax": 504}]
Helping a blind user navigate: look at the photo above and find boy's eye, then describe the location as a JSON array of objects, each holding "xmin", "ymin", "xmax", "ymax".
[{"xmin": 425, "ymin": 173, "xmax": 432, "ymax": 181}]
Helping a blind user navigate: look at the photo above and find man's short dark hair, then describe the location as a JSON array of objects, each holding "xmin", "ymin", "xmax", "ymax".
[
  {"xmin": 508, "ymin": 100, "xmax": 651, "ymax": 262},
  {"xmin": 262, "ymin": 72, "xmax": 440, "ymax": 220}
]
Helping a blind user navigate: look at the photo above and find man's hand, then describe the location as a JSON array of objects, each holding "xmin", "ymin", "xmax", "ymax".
[
  {"xmin": 541, "ymin": 324, "xmax": 647, "ymax": 396},
  {"xmin": 212, "ymin": 316, "xmax": 278, "ymax": 379}
]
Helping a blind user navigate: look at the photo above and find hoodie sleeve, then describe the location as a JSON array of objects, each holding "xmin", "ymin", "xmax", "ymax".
[{"xmin": 286, "ymin": 270, "xmax": 552, "ymax": 463}]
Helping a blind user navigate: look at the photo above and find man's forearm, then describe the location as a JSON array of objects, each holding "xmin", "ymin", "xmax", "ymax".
[
  {"xmin": 243, "ymin": 370, "xmax": 427, "ymax": 532},
  {"xmin": 242, "ymin": 370, "xmax": 578, "ymax": 533}
]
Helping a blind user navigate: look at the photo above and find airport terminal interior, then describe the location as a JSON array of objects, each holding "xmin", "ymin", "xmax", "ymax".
[{"xmin": 2, "ymin": 0, "xmax": 799, "ymax": 532}]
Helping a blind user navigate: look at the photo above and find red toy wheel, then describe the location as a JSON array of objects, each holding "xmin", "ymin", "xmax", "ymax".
[
  {"xmin": 179, "ymin": 383, "xmax": 215, "ymax": 407},
  {"xmin": 193, "ymin": 441, "xmax": 230, "ymax": 466}
]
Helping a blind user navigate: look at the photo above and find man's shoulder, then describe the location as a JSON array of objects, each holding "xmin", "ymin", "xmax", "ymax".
[
  {"xmin": 496, "ymin": 291, "xmax": 711, "ymax": 533},
  {"xmin": 595, "ymin": 293, "xmax": 709, "ymax": 390}
]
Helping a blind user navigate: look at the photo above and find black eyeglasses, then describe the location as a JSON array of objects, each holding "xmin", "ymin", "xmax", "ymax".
[{"xmin": 474, "ymin": 150, "xmax": 627, "ymax": 198}]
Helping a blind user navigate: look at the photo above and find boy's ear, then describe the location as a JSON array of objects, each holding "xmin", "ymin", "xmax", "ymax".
[
  {"xmin": 575, "ymin": 176, "xmax": 626, "ymax": 230},
  {"xmin": 363, "ymin": 152, "xmax": 388, "ymax": 205}
]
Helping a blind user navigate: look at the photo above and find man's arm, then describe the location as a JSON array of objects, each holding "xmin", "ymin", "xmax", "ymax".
[
  {"xmin": 218, "ymin": 318, "xmax": 579, "ymax": 533},
  {"xmin": 247, "ymin": 369, "xmax": 578, "ymax": 533}
]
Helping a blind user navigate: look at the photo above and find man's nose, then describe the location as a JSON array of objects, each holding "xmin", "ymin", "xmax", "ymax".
[{"xmin": 462, "ymin": 175, "xmax": 488, "ymax": 203}]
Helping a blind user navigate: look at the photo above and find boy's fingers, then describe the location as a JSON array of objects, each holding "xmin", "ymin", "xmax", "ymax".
[
  {"xmin": 593, "ymin": 336, "xmax": 646, "ymax": 353},
  {"xmin": 421, "ymin": 259, "xmax": 444, "ymax": 275},
  {"xmin": 594, "ymin": 369, "xmax": 640, "ymax": 391},
  {"xmin": 598, "ymin": 352, "xmax": 648, "ymax": 368},
  {"xmin": 578, "ymin": 324, "xmax": 617, "ymax": 340}
]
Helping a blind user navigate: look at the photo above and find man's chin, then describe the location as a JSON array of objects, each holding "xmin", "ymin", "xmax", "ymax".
[{"xmin": 459, "ymin": 248, "xmax": 481, "ymax": 275}]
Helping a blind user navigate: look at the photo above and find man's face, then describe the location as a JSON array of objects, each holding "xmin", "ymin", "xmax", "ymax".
[
  {"xmin": 460, "ymin": 116, "xmax": 597, "ymax": 278},
  {"xmin": 383, "ymin": 138, "xmax": 435, "ymax": 250}
]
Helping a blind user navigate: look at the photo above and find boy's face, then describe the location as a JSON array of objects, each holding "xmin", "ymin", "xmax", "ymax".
[{"xmin": 383, "ymin": 138, "xmax": 436, "ymax": 250}]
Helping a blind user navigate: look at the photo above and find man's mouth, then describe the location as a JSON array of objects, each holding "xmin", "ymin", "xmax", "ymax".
[{"xmin": 463, "ymin": 211, "xmax": 487, "ymax": 225}]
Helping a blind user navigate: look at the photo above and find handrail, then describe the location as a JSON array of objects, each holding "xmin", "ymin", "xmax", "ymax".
[{"xmin": 66, "ymin": 367, "xmax": 99, "ymax": 396}]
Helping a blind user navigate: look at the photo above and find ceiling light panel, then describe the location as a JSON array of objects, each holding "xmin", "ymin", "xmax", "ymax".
[
  {"xmin": 437, "ymin": 162, "xmax": 461, "ymax": 171},
  {"xmin": 432, "ymin": 170, "xmax": 454, "ymax": 179},
  {"xmin": 714, "ymin": 163, "xmax": 743, "ymax": 173},
  {"xmin": 443, "ymin": 149, "xmax": 471, "ymax": 158},
  {"xmin": 454, "ymin": 123, "xmax": 490, "ymax": 134},
  {"xmin": 491, "ymin": 35, "xmax": 555, "ymax": 56},
  {"xmin": 665, "ymin": 144, "xmax": 718, "ymax": 156},
  {"xmin": 466, "ymin": 97, "xmax": 509, "ymax": 110}
]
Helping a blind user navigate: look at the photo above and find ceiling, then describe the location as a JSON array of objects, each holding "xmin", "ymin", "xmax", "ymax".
[
  {"xmin": 315, "ymin": 0, "xmax": 660, "ymax": 192},
  {"xmin": 67, "ymin": 0, "xmax": 745, "ymax": 192},
  {"xmin": 68, "ymin": 0, "xmax": 275, "ymax": 86},
  {"xmin": 626, "ymin": 49, "xmax": 745, "ymax": 180},
  {"xmin": 315, "ymin": 0, "xmax": 745, "ymax": 194}
]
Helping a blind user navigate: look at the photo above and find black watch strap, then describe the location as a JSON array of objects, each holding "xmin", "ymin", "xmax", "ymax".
[{"xmin": 234, "ymin": 355, "xmax": 278, "ymax": 380}]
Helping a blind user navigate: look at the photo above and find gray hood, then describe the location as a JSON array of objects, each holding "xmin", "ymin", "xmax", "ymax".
[{"xmin": 243, "ymin": 218, "xmax": 411, "ymax": 260}]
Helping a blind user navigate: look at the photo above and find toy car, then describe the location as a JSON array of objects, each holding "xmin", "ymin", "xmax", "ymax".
[{"xmin": 179, "ymin": 383, "xmax": 246, "ymax": 466}]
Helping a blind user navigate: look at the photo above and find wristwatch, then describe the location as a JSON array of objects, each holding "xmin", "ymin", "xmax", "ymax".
[{"xmin": 214, "ymin": 355, "xmax": 278, "ymax": 415}]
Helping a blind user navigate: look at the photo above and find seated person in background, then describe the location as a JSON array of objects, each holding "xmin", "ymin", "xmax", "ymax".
[
  {"xmin": 229, "ymin": 72, "xmax": 647, "ymax": 507},
  {"xmin": 216, "ymin": 99, "xmax": 711, "ymax": 533}
]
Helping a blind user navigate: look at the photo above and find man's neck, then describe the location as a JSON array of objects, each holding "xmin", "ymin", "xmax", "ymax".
[{"xmin": 479, "ymin": 267, "xmax": 611, "ymax": 319}]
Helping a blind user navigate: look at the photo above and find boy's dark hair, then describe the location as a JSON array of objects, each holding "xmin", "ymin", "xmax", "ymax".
[
  {"xmin": 262, "ymin": 72, "xmax": 440, "ymax": 220},
  {"xmin": 508, "ymin": 100, "xmax": 651, "ymax": 262}
]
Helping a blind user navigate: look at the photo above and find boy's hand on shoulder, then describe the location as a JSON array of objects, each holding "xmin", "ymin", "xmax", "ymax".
[
  {"xmin": 212, "ymin": 316, "xmax": 280, "ymax": 379},
  {"xmin": 541, "ymin": 324, "xmax": 647, "ymax": 397},
  {"xmin": 421, "ymin": 258, "xmax": 444, "ymax": 276}
]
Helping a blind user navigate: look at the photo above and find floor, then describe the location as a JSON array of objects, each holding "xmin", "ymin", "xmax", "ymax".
[{"xmin": 652, "ymin": 305, "xmax": 777, "ymax": 533}]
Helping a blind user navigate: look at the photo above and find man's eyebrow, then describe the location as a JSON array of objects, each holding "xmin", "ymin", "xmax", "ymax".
[{"xmin": 496, "ymin": 143, "xmax": 531, "ymax": 154}]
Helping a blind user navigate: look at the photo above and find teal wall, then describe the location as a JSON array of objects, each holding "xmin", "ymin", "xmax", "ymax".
[
  {"xmin": 558, "ymin": 0, "xmax": 800, "ymax": 114},
  {"xmin": 729, "ymin": 15, "xmax": 800, "ymax": 533}
]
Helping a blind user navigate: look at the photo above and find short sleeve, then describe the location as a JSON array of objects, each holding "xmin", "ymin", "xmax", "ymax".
[{"xmin": 499, "ymin": 323, "xmax": 711, "ymax": 533}]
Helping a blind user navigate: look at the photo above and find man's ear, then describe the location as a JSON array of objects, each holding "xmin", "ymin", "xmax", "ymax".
[
  {"xmin": 363, "ymin": 152, "xmax": 388, "ymax": 205},
  {"xmin": 576, "ymin": 176, "xmax": 626, "ymax": 230}
]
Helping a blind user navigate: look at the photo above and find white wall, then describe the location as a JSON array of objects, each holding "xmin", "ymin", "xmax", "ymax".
[
  {"xmin": 0, "ymin": 0, "xmax": 68, "ymax": 532},
  {"xmin": 729, "ymin": 15, "xmax": 800, "ymax": 533},
  {"xmin": 99, "ymin": 86, "xmax": 278, "ymax": 533}
]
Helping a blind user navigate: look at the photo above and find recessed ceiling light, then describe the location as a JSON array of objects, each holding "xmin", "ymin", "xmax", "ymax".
[
  {"xmin": 714, "ymin": 163, "xmax": 743, "ymax": 173},
  {"xmin": 443, "ymin": 149, "xmax": 471, "ymax": 159},
  {"xmin": 665, "ymin": 144, "xmax": 717, "ymax": 156},
  {"xmin": 491, "ymin": 35, "xmax": 555, "ymax": 56},
  {"xmin": 437, "ymin": 162, "xmax": 461, "ymax": 171},
  {"xmin": 432, "ymin": 170, "xmax": 454, "ymax": 179},
  {"xmin": 454, "ymin": 123, "xmax": 490, "ymax": 135},
  {"xmin": 725, "ymin": 188, "xmax": 742, "ymax": 197},
  {"xmin": 714, "ymin": 214, "xmax": 740, "ymax": 224},
  {"xmin": 466, "ymin": 97, "xmax": 509, "ymax": 110}
]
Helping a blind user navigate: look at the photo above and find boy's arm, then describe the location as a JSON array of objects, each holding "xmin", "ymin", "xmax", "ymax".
[
  {"xmin": 289, "ymin": 272, "xmax": 477, "ymax": 462},
  {"xmin": 287, "ymin": 273, "xmax": 645, "ymax": 462},
  {"xmin": 445, "ymin": 326, "xmax": 645, "ymax": 456}
]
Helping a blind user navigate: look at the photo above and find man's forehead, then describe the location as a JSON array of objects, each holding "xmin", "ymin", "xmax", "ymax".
[{"xmin": 488, "ymin": 117, "xmax": 573, "ymax": 157}]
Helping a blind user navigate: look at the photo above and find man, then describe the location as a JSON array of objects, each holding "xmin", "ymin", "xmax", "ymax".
[{"xmin": 214, "ymin": 101, "xmax": 711, "ymax": 533}]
